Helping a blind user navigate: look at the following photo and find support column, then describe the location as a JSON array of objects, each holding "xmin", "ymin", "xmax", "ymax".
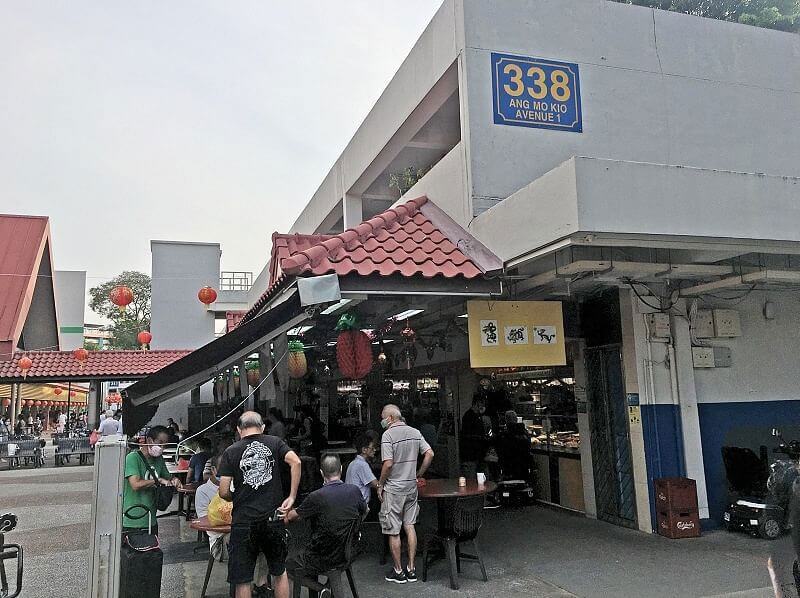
[
  {"xmin": 191, "ymin": 386, "xmax": 201, "ymax": 406},
  {"xmin": 88, "ymin": 380, "xmax": 100, "ymax": 430},
  {"xmin": 9, "ymin": 383, "xmax": 17, "ymax": 430},
  {"xmin": 342, "ymin": 193, "xmax": 363, "ymax": 230},
  {"xmin": 238, "ymin": 359, "xmax": 251, "ymax": 410},
  {"xmin": 227, "ymin": 368, "xmax": 236, "ymax": 402},
  {"xmin": 572, "ymin": 339, "xmax": 597, "ymax": 519},
  {"xmin": 259, "ymin": 343, "xmax": 276, "ymax": 406}
]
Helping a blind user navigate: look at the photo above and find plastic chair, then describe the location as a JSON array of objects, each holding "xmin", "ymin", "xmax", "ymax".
[
  {"xmin": 422, "ymin": 494, "xmax": 488, "ymax": 590},
  {"xmin": 291, "ymin": 517, "xmax": 361, "ymax": 598}
]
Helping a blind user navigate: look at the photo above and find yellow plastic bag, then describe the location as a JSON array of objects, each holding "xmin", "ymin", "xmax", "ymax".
[{"xmin": 207, "ymin": 492, "xmax": 233, "ymax": 527}]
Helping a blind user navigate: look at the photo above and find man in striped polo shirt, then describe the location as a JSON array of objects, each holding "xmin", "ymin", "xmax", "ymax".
[{"xmin": 377, "ymin": 404, "xmax": 434, "ymax": 584}]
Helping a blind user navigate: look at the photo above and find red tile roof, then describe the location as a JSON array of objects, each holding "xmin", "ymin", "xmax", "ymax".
[
  {"xmin": 0, "ymin": 350, "xmax": 192, "ymax": 381},
  {"xmin": 0, "ymin": 215, "xmax": 53, "ymax": 356},
  {"xmin": 280, "ymin": 197, "xmax": 484, "ymax": 279},
  {"xmin": 239, "ymin": 196, "xmax": 502, "ymax": 326}
]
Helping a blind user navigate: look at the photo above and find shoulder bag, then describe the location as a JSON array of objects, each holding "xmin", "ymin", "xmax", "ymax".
[{"xmin": 137, "ymin": 451, "xmax": 176, "ymax": 511}]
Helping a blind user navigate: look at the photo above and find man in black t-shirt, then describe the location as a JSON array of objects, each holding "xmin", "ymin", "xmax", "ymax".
[
  {"xmin": 218, "ymin": 411, "xmax": 302, "ymax": 598},
  {"xmin": 285, "ymin": 454, "xmax": 365, "ymax": 582}
]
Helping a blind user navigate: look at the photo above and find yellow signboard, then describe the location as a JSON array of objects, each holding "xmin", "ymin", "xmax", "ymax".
[{"xmin": 467, "ymin": 300, "xmax": 566, "ymax": 368}]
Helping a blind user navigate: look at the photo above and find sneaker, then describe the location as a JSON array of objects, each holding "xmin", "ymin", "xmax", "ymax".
[
  {"xmin": 405, "ymin": 568, "xmax": 418, "ymax": 582},
  {"xmin": 385, "ymin": 568, "xmax": 408, "ymax": 584}
]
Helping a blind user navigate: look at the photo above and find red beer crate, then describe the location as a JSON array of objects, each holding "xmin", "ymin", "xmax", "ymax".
[
  {"xmin": 657, "ymin": 510, "xmax": 701, "ymax": 539},
  {"xmin": 655, "ymin": 477, "xmax": 698, "ymax": 512}
]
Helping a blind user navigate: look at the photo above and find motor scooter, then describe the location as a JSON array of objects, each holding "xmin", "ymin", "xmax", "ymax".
[
  {"xmin": 724, "ymin": 429, "xmax": 800, "ymax": 540},
  {"xmin": 0, "ymin": 513, "xmax": 22, "ymax": 598}
]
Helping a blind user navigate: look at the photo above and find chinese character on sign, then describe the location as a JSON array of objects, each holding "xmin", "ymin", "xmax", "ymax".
[
  {"xmin": 479, "ymin": 320, "xmax": 499, "ymax": 346},
  {"xmin": 533, "ymin": 326, "xmax": 557, "ymax": 345},
  {"xmin": 504, "ymin": 325, "xmax": 529, "ymax": 345}
]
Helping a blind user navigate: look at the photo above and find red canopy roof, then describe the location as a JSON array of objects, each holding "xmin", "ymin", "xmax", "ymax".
[
  {"xmin": 0, "ymin": 350, "xmax": 192, "ymax": 382},
  {"xmin": 0, "ymin": 215, "xmax": 55, "ymax": 359},
  {"xmin": 240, "ymin": 196, "xmax": 502, "ymax": 325}
]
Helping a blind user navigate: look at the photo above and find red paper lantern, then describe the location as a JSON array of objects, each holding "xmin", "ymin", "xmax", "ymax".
[
  {"xmin": 109, "ymin": 285, "xmax": 134, "ymax": 311},
  {"xmin": 336, "ymin": 330, "xmax": 373, "ymax": 379},
  {"xmin": 137, "ymin": 330, "xmax": 153, "ymax": 349},
  {"xmin": 18, "ymin": 355, "xmax": 32, "ymax": 379},
  {"xmin": 73, "ymin": 348, "xmax": 89, "ymax": 369},
  {"xmin": 34, "ymin": 400, "xmax": 41, "ymax": 407},
  {"xmin": 1, "ymin": 399, "xmax": 10, "ymax": 407},
  {"xmin": 198, "ymin": 286, "xmax": 218, "ymax": 308},
  {"xmin": 25, "ymin": 400, "xmax": 33, "ymax": 407},
  {"xmin": 53, "ymin": 387, "xmax": 63, "ymax": 396}
]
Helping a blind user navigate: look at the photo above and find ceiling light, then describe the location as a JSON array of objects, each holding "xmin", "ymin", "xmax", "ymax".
[
  {"xmin": 391, "ymin": 309, "xmax": 424, "ymax": 320},
  {"xmin": 457, "ymin": 313, "xmax": 468, "ymax": 318}
]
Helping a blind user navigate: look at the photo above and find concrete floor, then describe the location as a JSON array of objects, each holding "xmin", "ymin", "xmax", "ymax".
[{"xmin": 0, "ymin": 463, "xmax": 792, "ymax": 598}]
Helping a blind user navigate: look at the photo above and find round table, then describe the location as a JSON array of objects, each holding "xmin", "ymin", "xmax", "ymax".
[
  {"xmin": 418, "ymin": 479, "xmax": 497, "ymax": 531},
  {"xmin": 190, "ymin": 516, "xmax": 232, "ymax": 598},
  {"xmin": 418, "ymin": 479, "xmax": 496, "ymax": 589}
]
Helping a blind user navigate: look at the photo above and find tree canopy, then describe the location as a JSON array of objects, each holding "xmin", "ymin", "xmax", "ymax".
[
  {"xmin": 616, "ymin": 0, "xmax": 800, "ymax": 32},
  {"xmin": 88, "ymin": 271, "xmax": 151, "ymax": 350}
]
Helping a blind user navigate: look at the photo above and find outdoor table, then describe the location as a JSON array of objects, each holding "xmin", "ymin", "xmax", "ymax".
[
  {"xmin": 190, "ymin": 516, "xmax": 231, "ymax": 598},
  {"xmin": 167, "ymin": 466, "xmax": 190, "ymax": 483},
  {"xmin": 418, "ymin": 478, "xmax": 496, "ymax": 588},
  {"xmin": 419, "ymin": 479, "xmax": 497, "ymax": 532},
  {"xmin": 177, "ymin": 484, "xmax": 198, "ymax": 520}
]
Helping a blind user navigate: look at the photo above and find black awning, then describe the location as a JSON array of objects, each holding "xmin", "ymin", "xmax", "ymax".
[{"xmin": 122, "ymin": 291, "xmax": 304, "ymax": 434}]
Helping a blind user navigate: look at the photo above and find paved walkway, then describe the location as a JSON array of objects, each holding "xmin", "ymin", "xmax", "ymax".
[{"xmin": 0, "ymin": 464, "xmax": 791, "ymax": 597}]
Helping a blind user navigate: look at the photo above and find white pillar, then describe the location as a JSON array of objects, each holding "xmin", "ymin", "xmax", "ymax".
[{"xmin": 343, "ymin": 193, "xmax": 363, "ymax": 230}]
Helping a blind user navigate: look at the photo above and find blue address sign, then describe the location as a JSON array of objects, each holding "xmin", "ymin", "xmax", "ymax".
[{"xmin": 491, "ymin": 52, "xmax": 582, "ymax": 133}]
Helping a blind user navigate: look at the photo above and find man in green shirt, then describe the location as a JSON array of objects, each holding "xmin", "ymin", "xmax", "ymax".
[{"xmin": 123, "ymin": 425, "xmax": 181, "ymax": 534}]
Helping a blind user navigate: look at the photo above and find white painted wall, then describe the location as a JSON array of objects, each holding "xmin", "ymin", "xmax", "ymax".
[
  {"xmin": 150, "ymin": 240, "xmax": 220, "ymax": 429},
  {"xmin": 470, "ymin": 157, "xmax": 800, "ymax": 264},
  {"xmin": 691, "ymin": 290, "xmax": 800, "ymax": 404},
  {"xmin": 462, "ymin": 0, "xmax": 800, "ymax": 210},
  {"xmin": 53, "ymin": 270, "xmax": 86, "ymax": 351}
]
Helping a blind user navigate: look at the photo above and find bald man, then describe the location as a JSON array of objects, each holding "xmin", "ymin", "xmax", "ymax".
[
  {"xmin": 218, "ymin": 411, "xmax": 302, "ymax": 598},
  {"xmin": 377, "ymin": 404, "xmax": 434, "ymax": 584}
]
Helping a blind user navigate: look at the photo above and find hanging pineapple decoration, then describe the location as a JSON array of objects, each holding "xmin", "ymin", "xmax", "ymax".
[
  {"xmin": 287, "ymin": 341, "xmax": 308, "ymax": 379},
  {"xmin": 335, "ymin": 313, "xmax": 373, "ymax": 379}
]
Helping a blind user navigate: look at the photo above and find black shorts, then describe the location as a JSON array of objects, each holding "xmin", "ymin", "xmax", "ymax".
[{"xmin": 228, "ymin": 520, "xmax": 289, "ymax": 584}]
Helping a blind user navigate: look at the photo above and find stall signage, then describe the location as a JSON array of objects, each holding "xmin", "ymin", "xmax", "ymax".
[
  {"xmin": 491, "ymin": 52, "xmax": 582, "ymax": 133},
  {"xmin": 467, "ymin": 300, "xmax": 566, "ymax": 368}
]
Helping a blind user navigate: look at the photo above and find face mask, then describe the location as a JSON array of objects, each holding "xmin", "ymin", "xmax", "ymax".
[
  {"xmin": 380, "ymin": 418, "xmax": 390, "ymax": 429},
  {"xmin": 148, "ymin": 445, "xmax": 163, "ymax": 458}
]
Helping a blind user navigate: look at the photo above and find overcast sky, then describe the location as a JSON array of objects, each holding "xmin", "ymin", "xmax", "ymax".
[{"xmin": 0, "ymin": 2, "xmax": 441, "ymax": 286}]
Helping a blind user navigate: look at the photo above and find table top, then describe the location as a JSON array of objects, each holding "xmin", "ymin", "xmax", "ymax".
[
  {"xmin": 190, "ymin": 515, "xmax": 231, "ymax": 534},
  {"xmin": 167, "ymin": 466, "xmax": 189, "ymax": 475},
  {"xmin": 178, "ymin": 484, "xmax": 198, "ymax": 494},
  {"xmin": 418, "ymin": 479, "xmax": 497, "ymax": 499}
]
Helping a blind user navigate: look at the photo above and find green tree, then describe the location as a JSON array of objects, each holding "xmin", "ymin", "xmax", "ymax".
[
  {"xmin": 617, "ymin": 0, "xmax": 799, "ymax": 32},
  {"xmin": 89, "ymin": 271, "xmax": 151, "ymax": 350}
]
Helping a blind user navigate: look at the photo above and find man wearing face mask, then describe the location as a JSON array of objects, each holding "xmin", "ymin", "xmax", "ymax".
[
  {"xmin": 377, "ymin": 404, "xmax": 434, "ymax": 584},
  {"xmin": 122, "ymin": 425, "xmax": 180, "ymax": 535}
]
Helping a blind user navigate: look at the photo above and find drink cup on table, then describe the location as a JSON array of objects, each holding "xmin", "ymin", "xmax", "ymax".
[{"xmin": 477, "ymin": 472, "xmax": 486, "ymax": 486}]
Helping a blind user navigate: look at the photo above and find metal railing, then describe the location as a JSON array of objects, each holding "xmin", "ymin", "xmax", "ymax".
[{"xmin": 220, "ymin": 271, "xmax": 253, "ymax": 291}]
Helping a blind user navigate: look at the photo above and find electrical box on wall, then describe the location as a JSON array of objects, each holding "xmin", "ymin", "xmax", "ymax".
[
  {"xmin": 646, "ymin": 313, "xmax": 671, "ymax": 339},
  {"xmin": 693, "ymin": 310, "xmax": 715, "ymax": 338},
  {"xmin": 692, "ymin": 347, "xmax": 715, "ymax": 368},
  {"xmin": 713, "ymin": 346, "xmax": 732, "ymax": 368},
  {"xmin": 713, "ymin": 309, "xmax": 742, "ymax": 337}
]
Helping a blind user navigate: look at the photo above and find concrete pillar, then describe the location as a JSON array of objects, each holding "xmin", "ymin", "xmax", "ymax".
[
  {"xmin": 343, "ymin": 193, "xmax": 363, "ymax": 230},
  {"xmin": 238, "ymin": 359, "xmax": 250, "ymax": 410},
  {"xmin": 572, "ymin": 339, "xmax": 597, "ymax": 519},
  {"xmin": 227, "ymin": 368, "xmax": 236, "ymax": 401},
  {"xmin": 9, "ymin": 383, "xmax": 17, "ymax": 429},
  {"xmin": 619, "ymin": 290, "xmax": 654, "ymax": 533},
  {"xmin": 191, "ymin": 386, "xmax": 201, "ymax": 406},
  {"xmin": 259, "ymin": 343, "xmax": 276, "ymax": 405},
  {"xmin": 671, "ymin": 308, "xmax": 710, "ymax": 519},
  {"xmin": 87, "ymin": 380, "xmax": 100, "ymax": 429}
]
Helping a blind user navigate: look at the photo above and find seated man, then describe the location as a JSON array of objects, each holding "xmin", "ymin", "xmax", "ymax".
[
  {"xmin": 285, "ymin": 454, "xmax": 366, "ymax": 584},
  {"xmin": 189, "ymin": 438, "xmax": 214, "ymax": 485},
  {"xmin": 497, "ymin": 410, "xmax": 534, "ymax": 482},
  {"xmin": 195, "ymin": 455, "xmax": 228, "ymax": 554}
]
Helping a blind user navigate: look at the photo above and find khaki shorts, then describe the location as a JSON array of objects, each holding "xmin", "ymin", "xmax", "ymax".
[{"xmin": 380, "ymin": 489, "xmax": 419, "ymax": 535}]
